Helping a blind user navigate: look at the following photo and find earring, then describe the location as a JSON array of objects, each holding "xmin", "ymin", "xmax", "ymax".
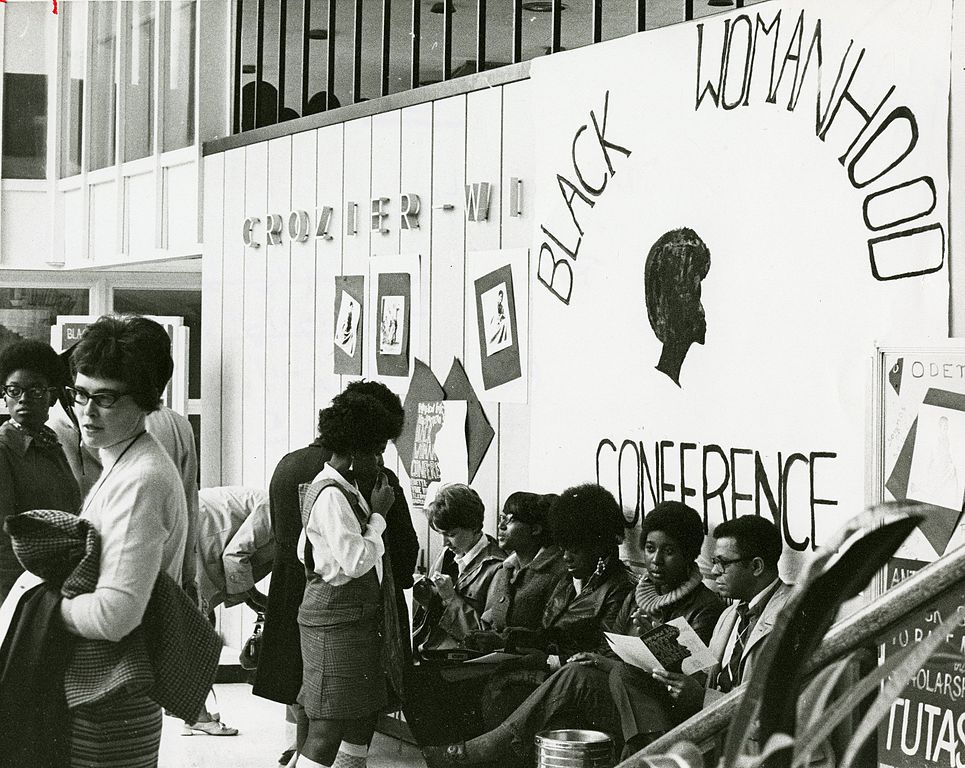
[{"xmin": 593, "ymin": 556, "xmax": 607, "ymax": 578}]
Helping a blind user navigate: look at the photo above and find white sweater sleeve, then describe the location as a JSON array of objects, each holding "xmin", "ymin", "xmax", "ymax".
[{"xmin": 60, "ymin": 472, "xmax": 167, "ymax": 642}]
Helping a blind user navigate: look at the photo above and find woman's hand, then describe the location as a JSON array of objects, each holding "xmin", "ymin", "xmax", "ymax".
[
  {"xmin": 369, "ymin": 473, "xmax": 396, "ymax": 517},
  {"xmin": 651, "ymin": 668, "xmax": 704, "ymax": 711},
  {"xmin": 430, "ymin": 572, "xmax": 456, "ymax": 602},
  {"xmin": 566, "ymin": 652, "xmax": 617, "ymax": 673}
]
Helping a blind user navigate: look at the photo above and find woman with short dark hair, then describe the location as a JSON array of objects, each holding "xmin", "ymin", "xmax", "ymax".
[
  {"xmin": 292, "ymin": 385, "xmax": 404, "ymax": 768},
  {"xmin": 59, "ymin": 316, "xmax": 188, "ymax": 767},
  {"xmin": 0, "ymin": 339, "xmax": 81, "ymax": 598}
]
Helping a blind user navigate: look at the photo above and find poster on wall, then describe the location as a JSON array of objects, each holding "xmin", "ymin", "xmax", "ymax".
[
  {"xmin": 369, "ymin": 254, "xmax": 421, "ymax": 388},
  {"xmin": 409, "ymin": 400, "xmax": 469, "ymax": 507},
  {"xmin": 876, "ymin": 346, "xmax": 965, "ymax": 563},
  {"xmin": 876, "ymin": 558, "xmax": 964, "ymax": 768},
  {"xmin": 526, "ymin": 1, "xmax": 951, "ymax": 572},
  {"xmin": 333, "ymin": 276, "xmax": 364, "ymax": 375},
  {"xmin": 50, "ymin": 315, "xmax": 190, "ymax": 416},
  {"xmin": 465, "ymin": 249, "xmax": 529, "ymax": 403}
]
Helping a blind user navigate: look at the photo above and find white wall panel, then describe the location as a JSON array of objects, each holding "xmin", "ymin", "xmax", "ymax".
[
  {"xmin": 221, "ymin": 149, "xmax": 247, "ymax": 485},
  {"xmin": 497, "ymin": 80, "xmax": 535, "ymax": 504},
  {"xmin": 89, "ymin": 180, "xmax": 118, "ymax": 261},
  {"xmin": 465, "ymin": 87, "xmax": 503, "ymax": 533},
  {"xmin": 264, "ymin": 138, "xmax": 293, "ymax": 481},
  {"xmin": 62, "ymin": 188, "xmax": 84, "ymax": 265},
  {"xmin": 164, "ymin": 162, "xmax": 200, "ymax": 253},
  {"xmin": 427, "ymin": 94, "xmax": 467, "ymax": 563},
  {"xmin": 0, "ymin": 191, "xmax": 51, "ymax": 267},
  {"xmin": 314, "ymin": 123, "xmax": 345, "ymax": 414},
  {"xmin": 289, "ymin": 130, "xmax": 319, "ymax": 452},
  {"xmin": 201, "ymin": 153, "xmax": 224, "ymax": 489},
  {"xmin": 370, "ymin": 111, "xmax": 402, "ymax": 258},
  {"xmin": 242, "ymin": 143, "xmax": 269, "ymax": 488},
  {"xmin": 397, "ymin": 102, "xmax": 434, "ymax": 544},
  {"xmin": 342, "ymin": 117, "xmax": 373, "ymax": 386},
  {"xmin": 124, "ymin": 173, "xmax": 156, "ymax": 257}
]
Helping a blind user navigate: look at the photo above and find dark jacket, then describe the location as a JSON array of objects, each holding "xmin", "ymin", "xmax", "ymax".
[
  {"xmin": 254, "ymin": 442, "xmax": 419, "ymax": 704},
  {"xmin": 613, "ymin": 579, "xmax": 725, "ymax": 645},
  {"xmin": 524, "ymin": 558, "xmax": 637, "ymax": 660},
  {"xmin": 0, "ymin": 423, "xmax": 81, "ymax": 598},
  {"xmin": 413, "ymin": 536, "xmax": 506, "ymax": 653},
  {"xmin": 482, "ymin": 546, "xmax": 568, "ymax": 632}
]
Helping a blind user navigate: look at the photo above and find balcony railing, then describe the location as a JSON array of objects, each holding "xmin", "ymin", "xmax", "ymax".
[{"xmin": 232, "ymin": 0, "xmax": 749, "ymax": 134}]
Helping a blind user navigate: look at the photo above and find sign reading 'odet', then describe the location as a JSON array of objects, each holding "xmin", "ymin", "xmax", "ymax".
[{"xmin": 527, "ymin": 0, "xmax": 950, "ymax": 571}]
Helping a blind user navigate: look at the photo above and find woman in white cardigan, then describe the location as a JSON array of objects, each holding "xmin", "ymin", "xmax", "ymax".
[{"xmin": 60, "ymin": 316, "xmax": 188, "ymax": 768}]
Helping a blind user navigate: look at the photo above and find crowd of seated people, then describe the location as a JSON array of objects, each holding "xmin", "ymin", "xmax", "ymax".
[{"xmin": 409, "ymin": 497, "xmax": 796, "ymax": 768}]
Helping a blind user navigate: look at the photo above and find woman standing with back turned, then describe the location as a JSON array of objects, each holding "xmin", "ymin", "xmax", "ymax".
[{"xmin": 290, "ymin": 387, "xmax": 403, "ymax": 768}]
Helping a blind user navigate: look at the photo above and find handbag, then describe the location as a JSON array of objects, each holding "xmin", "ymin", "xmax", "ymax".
[{"xmin": 239, "ymin": 612, "xmax": 265, "ymax": 671}]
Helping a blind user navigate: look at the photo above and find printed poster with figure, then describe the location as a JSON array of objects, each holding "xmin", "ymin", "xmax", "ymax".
[
  {"xmin": 333, "ymin": 276, "xmax": 364, "ymax": 375},
  {"xmin": 409, "ymin": 400, "xmax": 469, "ymax": 507}
]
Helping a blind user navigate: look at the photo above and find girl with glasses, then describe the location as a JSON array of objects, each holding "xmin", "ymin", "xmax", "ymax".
[{"xmin": 0, "ymin": 339, "xmax": 81, "ymax": 599}]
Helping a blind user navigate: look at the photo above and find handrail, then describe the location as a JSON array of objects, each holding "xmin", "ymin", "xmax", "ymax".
[{"xmin": 621, "ymin": 542, "xmax": 965, "ymax": 766}]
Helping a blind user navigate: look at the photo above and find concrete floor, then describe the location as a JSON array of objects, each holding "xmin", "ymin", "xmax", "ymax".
[{"xmin": 159, "ymin": 684, "xmax": 426, "ymax": 768}]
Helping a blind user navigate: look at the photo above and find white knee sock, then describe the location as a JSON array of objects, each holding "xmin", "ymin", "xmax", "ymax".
[
  {"xmin": 331, "ymin": 741, "xmax": 368, "ymax": 768},
  {"xmin": 290, "ymin": 755, "xmax": 326, "ymax": 768}
]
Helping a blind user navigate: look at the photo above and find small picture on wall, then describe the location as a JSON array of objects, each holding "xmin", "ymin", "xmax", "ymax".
[
  {"xmin": 379, "ymin": 295, "xmax": 405, "ymax": 356},
  {"xmin": 334, "ymin": 291, "xmax": 360, "ymax": 357},
  {"xmin": 481, "ymin": 283, "xmax": 513, "ymax": 357}
]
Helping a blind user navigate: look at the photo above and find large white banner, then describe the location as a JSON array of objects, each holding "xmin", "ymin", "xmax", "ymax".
[{"xmin": 528, "ymin": 1, "xmax": 951, "ymax": 573}]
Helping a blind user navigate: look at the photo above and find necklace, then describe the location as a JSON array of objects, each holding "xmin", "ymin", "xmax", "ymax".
[{"xmin": 81, "ymin": 431, "xmax": 146, "ymax": 514}]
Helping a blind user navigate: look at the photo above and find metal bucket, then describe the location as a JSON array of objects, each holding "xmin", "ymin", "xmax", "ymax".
[{"xmin": 535, "ymin": 729, "xmax": 614, "ymax": 768}]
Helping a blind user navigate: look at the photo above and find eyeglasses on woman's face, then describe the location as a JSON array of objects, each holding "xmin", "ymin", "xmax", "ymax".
[
  {"xmin": 1, "ymin": 384, "xmax": 57, "ymax": 401},
  {"xmin": 65, "ymin": 385, "xmax": 136, "ymax": 409}
]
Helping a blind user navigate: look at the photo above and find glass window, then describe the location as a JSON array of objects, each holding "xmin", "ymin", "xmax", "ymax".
[
  {"xmin": 161, "ymin": 0, "xmax": 196, "ymax": 151},
  {"xmin": 2, "ymin": 2, "xmax": 48, "ymax": 179},
  {"xmin": 59, "ymin": 2, "xmax": 87, "ymax": 178},
  {"xmin": 123, "ymin": 2, "xmax": 155, "ymax": 161},
  {"xmin": 111, "ymin": 289, "xmax": 201, "ymax": 400},
  {"xmin": 303, "ymin": 0, "xmax": 338, "ymax": 116},
  {"xmin": 0, "ymin": 287, "xmax": 90, "ymax": 353},
  {"xmin": 386, "ymin": 0, "xmax": 413, "ymax": 95},
  {"xmin": 88, "ymin": 2, "xmax": 118, "ymax": 172}
]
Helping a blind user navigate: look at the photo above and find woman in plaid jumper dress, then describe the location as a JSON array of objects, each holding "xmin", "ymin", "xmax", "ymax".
[{"xmin": 291, "ymin": 385, "xmax": 404, "ymax": 768}]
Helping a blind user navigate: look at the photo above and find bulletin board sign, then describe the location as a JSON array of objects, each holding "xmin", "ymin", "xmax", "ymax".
[
  {"xmin": 333, "ymin": 275, "xmax": 364, "ymax": 375},
  {"xmin": 876, "ymin": 557, "xmax": 964, "ymax": 768},
  {"xmin": 526, "ymin": 0, "xmax": 951, "ymax": 574},
  {"xmin": 872, "ymin": 344, "xmax": 965, "ymax": 565},
  {"xmin": 368, "ymin": 254, "xmax": 421, "ymax": 393}
]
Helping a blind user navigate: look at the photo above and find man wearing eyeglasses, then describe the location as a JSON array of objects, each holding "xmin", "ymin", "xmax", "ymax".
[{"xmin": 647, "ymin": 514, "xmax": 791, "ymax": 716}]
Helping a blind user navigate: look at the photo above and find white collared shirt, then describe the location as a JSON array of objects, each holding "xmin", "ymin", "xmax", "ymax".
[
  {"xmin": 453, "ymin": 532, "xmax": 489, "ymax": 576},
  {"xmin": 721, "ymin": 576, "xmax": 781, "ymax": 669},
  {"xmin": 297, "ymin": 464, "xmax": 385, "ymax": 585}
]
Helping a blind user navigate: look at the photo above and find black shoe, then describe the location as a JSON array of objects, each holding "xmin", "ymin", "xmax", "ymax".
[
  {"xmin": 422, "ymin": 743, "xmax": 470, "ymax": 768},
  {"xmin": 277, "ymin": 748, "xmax": 296, "ymax": 766}
]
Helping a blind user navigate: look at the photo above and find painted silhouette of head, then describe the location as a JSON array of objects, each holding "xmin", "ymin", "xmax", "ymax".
[{"xmin": 644, "ymin": 228, "xmax": 711, "ymax": 387}]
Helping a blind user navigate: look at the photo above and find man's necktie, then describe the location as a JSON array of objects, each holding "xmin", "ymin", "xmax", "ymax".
[{"xmin": 717, "ymin": 601, "xmax": 751, "ymax": 693}]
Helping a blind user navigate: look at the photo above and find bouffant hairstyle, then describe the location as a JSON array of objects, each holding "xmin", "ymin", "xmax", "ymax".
[
  {"xmin": 549, "ymin": 483, "xmax": 625, "ymax": 556},
  {"xmin": 427, "ymin": 483, "xmax": 485, "ymax": 533},
  {"xmin": 0, "ymin": 340, "xmax": 68, "ymax": 389},
  {"xmin": 333, "ymin": 380, "xmax": 404, "ymax": 440},
  {"xmin": 640, "ymin": 501, "xmax": 705, "ymax": 563},
  {"xmin": 645, "ymin": 228, "xmax": 710, "ymax": 344},
  {"xmin": 502, "ymin": 491, "xmax": 557, "ymax": 547},
  {"xmin": 70, "ymin": 316, "xmax": 170, "ymax": 412},
  {"xmin": 713, "ymin": 514, "xmax": 782, "ymax": 571},
  {"xmin": 317, "ymin": 385, "xmax": 403, "ymax": 454}
]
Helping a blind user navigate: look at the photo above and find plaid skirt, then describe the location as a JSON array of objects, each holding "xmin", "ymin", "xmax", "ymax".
[{"xmin": 297, "ymin": 571, "xmax": 387, "ymax": 719}]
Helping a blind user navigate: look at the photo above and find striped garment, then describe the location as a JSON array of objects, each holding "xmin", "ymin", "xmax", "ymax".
[{"xmin": 68, "ymin": 693, "xmax": 162, "ymax": 768}]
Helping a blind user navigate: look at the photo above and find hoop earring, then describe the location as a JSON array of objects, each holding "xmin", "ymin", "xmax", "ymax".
[{"xmin": 593, "ymin": 555, "xmax": 607, "ymax": 578}]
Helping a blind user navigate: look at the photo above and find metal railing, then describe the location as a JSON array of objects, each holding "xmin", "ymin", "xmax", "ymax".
[
  {"xmin": 231, "ymin": 0, "xmax": 748, "ymax": 134},
  {"xmin": 621, "ymin": 542, "xmax": 965, "ymax": 766}
]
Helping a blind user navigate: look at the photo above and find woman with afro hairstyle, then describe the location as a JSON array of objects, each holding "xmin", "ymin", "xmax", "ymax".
[
  {"xmin": 0, "ymin": 339, "xmax": 81, "ymax": 598},
  {"xmin": 290, "ymin": 384, "xmax": 404, "ymax": 768}
]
